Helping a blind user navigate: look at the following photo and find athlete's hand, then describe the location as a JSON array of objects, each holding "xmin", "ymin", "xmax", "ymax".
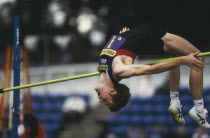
[
  {"xmin": 184, "ymin": 52, "xmax": 204, "ymax": 71},
  {"xmin": 119, "ymin": 27, "xmax": 130, "ymax": 34}
]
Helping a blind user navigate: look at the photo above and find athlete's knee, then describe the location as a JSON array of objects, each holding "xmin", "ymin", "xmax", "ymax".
[
  {"xmin": 163, "ymin": 45, "xmax": 170, "ymax": 54},
  {"xmin": 196, "ymin": 51, "xmax": 205, "ymax": 63},
  {"xmin": 197, "ymin": 55, "xmax": 205, "ymax": 63},
  {"xmin": 162, "ymin": 33, "xmax": 175, "ymax": 43},
  {"xmin": 163, "ymin": 45, "xmax": 177, "ymax": 56}
]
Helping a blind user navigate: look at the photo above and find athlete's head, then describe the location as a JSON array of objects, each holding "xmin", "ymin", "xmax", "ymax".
[
  {"xmin": 109, "ymin": 83, "xmax": 131, "ymax": 112},
  {"xmin": 94, "ymin": 82, "xmax": 131, "ymax": 112}
]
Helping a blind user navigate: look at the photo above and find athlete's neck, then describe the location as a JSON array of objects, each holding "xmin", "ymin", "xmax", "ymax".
[{"xmin": 99, "ymin": 72, "xmax": 114, "ymax": 87}]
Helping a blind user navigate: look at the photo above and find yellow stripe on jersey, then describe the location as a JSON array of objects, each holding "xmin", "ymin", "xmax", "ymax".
[{"xmin": 107, "ymin": 36, "xmax": 116, "ymax": 48}]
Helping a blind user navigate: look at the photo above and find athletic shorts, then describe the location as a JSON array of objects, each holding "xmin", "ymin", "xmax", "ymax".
[{"xmin": 119, "ymin": 22, "xmax": 166, "ymax": 55}]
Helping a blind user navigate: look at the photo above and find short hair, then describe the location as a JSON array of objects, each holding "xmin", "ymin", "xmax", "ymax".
[{"xmin": 109, "ymin": 83, "xmax": 131, "ymax": 112}]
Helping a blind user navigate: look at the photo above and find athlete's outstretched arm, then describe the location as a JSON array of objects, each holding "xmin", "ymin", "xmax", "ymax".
[{"xmin": 113, "ymin": 53, "xmax": 203, "ymax": 78}]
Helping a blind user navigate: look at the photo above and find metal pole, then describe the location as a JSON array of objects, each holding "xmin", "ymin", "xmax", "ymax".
[{"xmin": 12, "ymin": 15, "xmax": 21, "ymax": 138}]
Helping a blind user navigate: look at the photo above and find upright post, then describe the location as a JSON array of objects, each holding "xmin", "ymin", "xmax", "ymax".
[{"xmin": 12, "ymin": 15, "xmax": 21, "ymax": 138}]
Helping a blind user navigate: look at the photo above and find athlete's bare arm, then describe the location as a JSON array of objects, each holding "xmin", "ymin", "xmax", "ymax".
[{"xmin": 113, "ymin": 53, "xmax": 203, "ymax": 78}]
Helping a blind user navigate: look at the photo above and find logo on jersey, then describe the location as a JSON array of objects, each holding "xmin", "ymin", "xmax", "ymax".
[
  {"xmin": 118, "ymin": 37, "xmax": 122, "ymax": 40},
  {"xmin": 99, "ymin": 65, "xmax": 108, "ymax": 70},
  {"xmin": 100, "ymin": 49, "xmax": 116, "ymax": 57}
]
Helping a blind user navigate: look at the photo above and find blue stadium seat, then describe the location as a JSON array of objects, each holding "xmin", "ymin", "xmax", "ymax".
[
  {"xmin": 32, "ymin": 102, "xmax": 43, "ymax": 112},
  {"xmin": 143, "ymin": 115, "xmax": 155, "ymax": 125},
  {"xmin": 204, "ymin": 95, "xmax": 210, "ymax": 104},
  {"xmin": 206, "ymin": 129, "xmax": 210, "ymax": 135},
  {"xmin": 48, "ymin": 113, "xmax": 63, "ymax": 122},
  {"xmin": 54, "ymin": 100, "xmax": 63, "ymax": 112},
  {"xmin": 153, "ymin": 95, "xmax": 170, "ymax": 104},
  {"xmin": 43, "ymin": 101, "xmax": 55, "ymax": 112},
  {"xmin": 34, "ymin": 113, "xmax": 48, "ymax": 122},
  {"xmin": 141, "ymin": 104, "xmax": 154, "ymax": 114},
  {"xmin": 185, "ymin": 126, "xmax": 197, "ymax": 134},
  {"xmin": 120, "ymin": 104, "xmax": 139, "ymax": 114},
  {"xmin": 119, "ymin": 106, "xmax": 130, "ymax": 114},
  {"xmin": 207, "ymin": 117, "xmax": 210, "ymax": 123},
  {"xmin": 46, "ymin": 94, "xmax": 55, "ymax": 102},
  {"xmin": 139, "ymin": 97, "xmax": 153, "ymax": 105},
  {"xmin": 128, "ymin": 104, "xmax": 140, "ymax": 114},
  {"xmin": 147, "ymin": 97, "xmax": 156, "ymax": 104},
  {"xmin": 32, "ymin": 94, "xmax": 43, "ymax": 103},
  {"xmin": 153, "ymin": 104, "xmax": 168, "ymax": 114},
  {"xmin": 146, "ymin": 125, "xmax": 156, "ymax": 133},
  {"xmin": 204, "ymin": 88, "xmax": 210, "ymax": 94},
  {"xmin": 43, "ymin": 122, "xmax": 60, "ymax": 132},
  {"xmin": 121, "ymin": 107, "xmax": 130, "ymax": 114},
  {"xmin": 46, "ymin": 133, "xmax": 54, "ymax": 138},
  {"xmin": 156, "ymin": 115, "xmax": 170, "ymax": 125},
  {"xmin": 117, "ymin": 125, "xmax": 128, "ymax": 135},
  {"xmin": 180, "ymin": 87, "xmax": 191, "ymax": 93},
  {"xmin": 171, "ymin": 126, "xmax": 178, "ymax": 133},
  {"xmin": 107, "ymin": 115, "xmax": 118, "ymax": 124},
  {"xmin": 57, "ymin": 95, "xmax": 67, "ymax": 103},
  {"xmin": 130, "ymin": 96, "xmax": 141, "ymax": 105},
  {"xmin": 117, "ymin": 115, "xmax": 130, "ymax": 125},
  {"xmin": 116, "ymin": 135, "xmax": 126, "ymax": 138},
  {"xmin": 129, "ymin": 115, "xmax": 143, "ymax": 125},
  {"xmin": 180, "ymin": 95, "xmax": 193, "ymax": 104},
  {"xmin": 182, "ymin": 104, "xmax": 192, "ymax": 113},
  {"xmin": 109, "ymin": 126, "xmax": 127, "ymax": 135}
]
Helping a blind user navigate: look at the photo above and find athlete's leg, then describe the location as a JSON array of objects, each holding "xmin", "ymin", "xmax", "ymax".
[
  {"xmin": 169, "ymin": 67, "xmax": 180, "ymax": 92},
  {"xmin": 168, "ymin": 66, "xmax": 185, "ymax": 124},
  {"xmin": 162, "ymin": 33, "xmax": 204, "ymax": 100},
  {"xmin": 166, "ymin": 51, "xmax": 183, "ymax": 124},
  {"xmin": 162, "ymin": 33, "xmax": 210, "ymax": 129},
  {"xmin": 169, "ymin": 67, "xmax": 181, "ymax": 104}
]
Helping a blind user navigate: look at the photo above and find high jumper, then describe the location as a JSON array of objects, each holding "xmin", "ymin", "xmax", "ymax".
[{"xmin": 95, "ymin": 22, "xmax": 210, "ymax": 129}]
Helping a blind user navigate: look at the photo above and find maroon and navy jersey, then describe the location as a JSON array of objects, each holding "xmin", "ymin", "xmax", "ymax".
[
  {"xmin": 99, "ymin": 35, "xmax": 126, "ymax": 84},
  {"xmin": 98, "ymin": 22, "xmax": 166, "ymax": 83}
]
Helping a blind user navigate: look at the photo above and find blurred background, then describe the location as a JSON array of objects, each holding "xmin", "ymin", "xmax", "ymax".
[{"xmin": 0, "ymin": 0, "xmax": 210, "ymax": 138}]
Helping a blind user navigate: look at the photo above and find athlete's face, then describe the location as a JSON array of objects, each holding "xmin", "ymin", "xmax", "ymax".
[{"xmin": 94, "ymin": 83, "xmax": 116, "ymax": 106}]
